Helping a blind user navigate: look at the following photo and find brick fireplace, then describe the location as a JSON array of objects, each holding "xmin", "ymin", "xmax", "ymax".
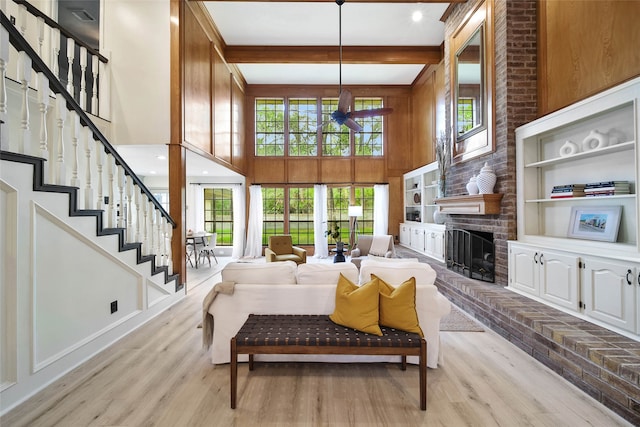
[{"xmin": 441, "ymin": 0, "xmax": 537, "ymax": 286}]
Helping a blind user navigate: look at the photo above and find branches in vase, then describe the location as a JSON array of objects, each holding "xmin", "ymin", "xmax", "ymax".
[{"xmin": 435, "ymin": 131, "xmax": 451, "ymax": 197}]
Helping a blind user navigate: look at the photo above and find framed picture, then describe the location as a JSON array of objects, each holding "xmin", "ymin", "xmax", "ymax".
[{"xmin": 567, "ymin": 206, "xmax": 622, "ymax": 242}]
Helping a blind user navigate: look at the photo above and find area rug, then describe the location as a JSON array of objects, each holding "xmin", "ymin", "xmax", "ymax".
[{"xmin": 440, "ymin": 304, "xmax": 484, "ymax": 332}]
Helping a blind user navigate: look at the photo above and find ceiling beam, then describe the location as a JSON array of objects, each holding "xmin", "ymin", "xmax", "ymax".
[{"xmin": 224, "ymin": 45, "xmax": 442, "ymax": 65}]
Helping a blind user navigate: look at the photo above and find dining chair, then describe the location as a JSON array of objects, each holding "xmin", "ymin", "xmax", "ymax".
[{"xmin": 198, "ymin": 232, "xmax": 218, "ymax": 267}]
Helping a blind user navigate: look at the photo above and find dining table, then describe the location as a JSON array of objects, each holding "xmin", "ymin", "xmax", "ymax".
[{"xmin": 186, "ymin": 232, "xmax": 212, "ymax": 268}]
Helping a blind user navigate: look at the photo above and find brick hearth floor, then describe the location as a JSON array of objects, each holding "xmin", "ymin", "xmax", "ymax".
[{"xmin": 394, "ymin": 245, "xmax": 640, "ymax": 425}]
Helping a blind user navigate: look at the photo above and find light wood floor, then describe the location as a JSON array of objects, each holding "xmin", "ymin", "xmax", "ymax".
[{"xmin": 1, "ymin": 264, "xmax": 632, "ymax": 427}]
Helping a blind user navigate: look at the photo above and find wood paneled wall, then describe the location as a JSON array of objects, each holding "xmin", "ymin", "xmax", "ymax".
[
  {"xmin": 539, "ymin": 0, "xmax": 640, "ymax": 114},
  {"xmin": 179, "ymin": 2, "xmax": 245, "ymax": 174}
]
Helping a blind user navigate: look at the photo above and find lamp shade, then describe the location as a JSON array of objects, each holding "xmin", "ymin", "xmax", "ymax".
[{"xmin": 348, "ymin": 205, "xmax": 363, "ymax": 217}]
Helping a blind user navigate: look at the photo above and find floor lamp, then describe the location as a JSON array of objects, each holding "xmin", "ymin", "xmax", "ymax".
[{"xmin": 348, "ymin": 205, "xmax": 363, "ymax": 250}]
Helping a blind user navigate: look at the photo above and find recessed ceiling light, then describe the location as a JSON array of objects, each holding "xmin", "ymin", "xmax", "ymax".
[
  {"xmin": 150, "ymin": 170, "xmax": 157, "ymax": 175},
  {"xmin": 412, "ymin": 11, "xmax": 423, "ymax": 22},
  {"xmin": 157, "ymin": 155, "xmax": 166, "ymax": 160},
  {"xmin": 202, "ymin": 171, "xmax": 209, "ymax": 174}
]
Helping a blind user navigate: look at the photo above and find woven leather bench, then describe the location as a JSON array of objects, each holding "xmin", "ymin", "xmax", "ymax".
[{"xmin": 230, "ymin": 314, "xmax": 427, "ymax": 410}]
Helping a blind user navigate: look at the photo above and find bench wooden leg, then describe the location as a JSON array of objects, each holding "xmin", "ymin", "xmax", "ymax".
[
  {"xmin": 230, "ymin": 338, "xmax": 237, "ymax": 409},
  {"xmin": 401, "ymin": 355, "xmax": 407, "ymax": 371},
  {"xmin": 420, "ymin": 339, "xmax": 427, "ymax": 410},
  {"xmin": 249, "ymin": 354, "xmax": 254, "ymax": 371}
]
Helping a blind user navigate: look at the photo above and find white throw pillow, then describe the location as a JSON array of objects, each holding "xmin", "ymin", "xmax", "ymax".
[
  {"xmin": 359, "ymin": 259, "xmax": 436, "ymax": 286},
  {"xmin": 221, "ymin": 261, "xmax": 297, "ymax": 284},
  {"xmin": 296, "ymin": 262, "xmax": 359, "ymax": 284}
]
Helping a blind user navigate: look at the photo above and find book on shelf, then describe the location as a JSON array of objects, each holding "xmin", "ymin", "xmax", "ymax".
[
  {"xmin": 550, "ymin": 192, "xmax": 585, "ymax": 198},
  {"xmin": 584, "ymin": 180, "xmax": 629, "ymax": 189},
  {"xmin": 552, "ymin": 184, "xmax": 585, "ymax": 191}
]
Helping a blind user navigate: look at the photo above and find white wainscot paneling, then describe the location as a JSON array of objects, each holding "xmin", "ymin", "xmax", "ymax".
[
  {"xmin": 32, "ymin": 203, "xmax": 143, "ymax": 372},
  {"xmin": 1, "ymin": 181, "xmax": 18, "ymax": 391}
]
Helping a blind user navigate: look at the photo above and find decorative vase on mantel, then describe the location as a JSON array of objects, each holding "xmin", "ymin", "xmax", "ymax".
[{"xmin": 476, "ymin": 162, "xmax": 497, "ymax": 194}]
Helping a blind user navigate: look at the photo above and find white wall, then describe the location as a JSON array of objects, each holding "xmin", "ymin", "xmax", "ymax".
[{"xmin": 102, "ymin": 0, "xmax": 170, "ymax": 146}]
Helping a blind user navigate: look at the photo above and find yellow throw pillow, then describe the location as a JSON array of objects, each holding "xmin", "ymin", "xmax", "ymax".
[
  {"xmin": 374, "ymin": 274, "xmax": 424, "ymax": 337},
  {"xmin": 329, "ymin": 274, "xmax": 382, "ymax": 336}
]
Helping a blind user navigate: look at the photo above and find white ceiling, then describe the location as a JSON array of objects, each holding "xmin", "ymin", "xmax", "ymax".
[{"xmin": 204, "ymin": 1, "xmax": 449, "ymax": 85}]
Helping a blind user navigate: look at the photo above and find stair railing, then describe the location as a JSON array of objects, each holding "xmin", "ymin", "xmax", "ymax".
[
  {"xmin": 0, "ymin": 11, "xmax": 175, "ymax": 275},
  {"xmin": 8, "ymin": 0, "xmax": 108, "ymax": 118}
]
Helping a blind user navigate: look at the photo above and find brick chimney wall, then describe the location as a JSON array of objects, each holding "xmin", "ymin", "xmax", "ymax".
[{"xmin": 443, "ymin": 0, "xmax": 538, "ymax": 285}]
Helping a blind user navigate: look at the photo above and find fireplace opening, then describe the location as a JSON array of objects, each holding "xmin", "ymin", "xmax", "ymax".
[{"xmin": 446, "ymin": 229, "xmax": 495, "ymax": 283}]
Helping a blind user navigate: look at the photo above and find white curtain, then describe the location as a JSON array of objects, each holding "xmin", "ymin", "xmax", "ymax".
[
  {"xmin": 313, "ymin": 184, "xmax": 329, "ymax": 258},
  {"xmin": 373, "ymin": 184, "xmax": 389, "ymax": 235},
  {"xmin": 187, "ymin": 184, "xmax": 205, "ymax": 233},
  {"xmin": 244, "ymin": 185, "xmax": 263, "ymax": 258},
  {"xmin": 231, "ymin": 185, "xmax": 246, "ymax": 259}
]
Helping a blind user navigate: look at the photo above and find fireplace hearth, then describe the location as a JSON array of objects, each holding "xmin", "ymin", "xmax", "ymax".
[{"xmin": 446, "ymin": 229, "xmax": 495, "ymax": 283}]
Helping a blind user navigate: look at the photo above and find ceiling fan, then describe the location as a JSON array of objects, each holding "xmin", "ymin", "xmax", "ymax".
[{"xmin": 328, "ymin": 0, "xmax": 393, "ymax": 133}]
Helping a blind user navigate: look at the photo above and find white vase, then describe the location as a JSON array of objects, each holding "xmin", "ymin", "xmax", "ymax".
[
  {"xmin": 476, "ymin": 162, "xmax": 497, "ymax": 194},
  {"xmin": 466, "ymin": 175, "xmax": 479, "ymax": 195},
  {"xmin": 433, "ymin": 210, "xmax": 445, "ymax": 224}
]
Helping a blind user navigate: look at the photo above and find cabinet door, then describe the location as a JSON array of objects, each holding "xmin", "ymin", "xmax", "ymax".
[
  {"xmin": 582, "ymin": 257, "xmax": 636, "ymax": 333},
  {"xmin": 508, "ymin": 244, "xmax": 540, "ymax": 296},
  {"xmin": 410, "ymin": 228, "xmax": 425, "ymax": 252},
  {"xmin": 399, "ymin": 224, "xmax": 410, "ymax": 246},
  {"xmin": 433, "ymin": 230, "xmax": 445, "ymax": 261},
  {"xmin": 425, "ymin": 231, "xmax": 435, "ymax": 256},
  {"xmin": 539, "ymin": 250, "xmax": 580, "ymax": 310}
]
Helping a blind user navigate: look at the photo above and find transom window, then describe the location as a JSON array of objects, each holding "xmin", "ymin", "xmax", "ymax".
[{"xmin": 255, "ymin": 96, "xmax": 385, "ymax": 157}]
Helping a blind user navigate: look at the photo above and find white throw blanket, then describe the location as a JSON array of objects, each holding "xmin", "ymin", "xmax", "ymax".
[
  {"xmin": 202, "ymin": 281, "xmax": 235, "ymax": 349},
  {"xmin": 368, "ymin": 235, "xmax": 391, "ymax": 257}
]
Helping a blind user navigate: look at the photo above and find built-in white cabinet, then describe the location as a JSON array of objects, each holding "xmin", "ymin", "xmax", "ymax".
[
  {"xmin": 508, "ymin": 76, "xmax": 640, "ymax": 338},
  {"xmin": 401, "ymin": 162, "xmax": 445, "ymax": 262},
  {"xmin": 509, "ymin": 243, "xmax": 580, "ymax": 311},
  {"xmin": 582, "ymin": 257, "xmax": 637, "ymax": 333}
]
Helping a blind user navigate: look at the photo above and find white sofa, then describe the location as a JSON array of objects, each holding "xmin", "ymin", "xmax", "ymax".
[{"xmin": 204, "ymin": 259, "xmax": 451, "ymax": 369}]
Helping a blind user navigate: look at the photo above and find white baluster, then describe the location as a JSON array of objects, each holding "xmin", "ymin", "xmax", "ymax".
[
  {"xmin": 51, "ymin": 28, "xmax": 60, "ymax": 80},
  {"xmin": 16, "ymin": 52, "xmax": 31, "ymax": 154},
  {"xmin": 117, "ymin": 164, "xmax": 125, "ymax": 228},
  {"xmin": 155, "ymin": 209, "xmax": 162, "ymax": 266},
  {"xmin": 91, "ymin": 55, "xmax": 98, "ymax": 115},
  {"xmin": 126, "ymin": 177, "xmax": 134, "ymax": 242},
  {"xmin": 17, "ymin": 4, "xmax": 26, "ymax": 37},
  {"xmin": 107, "ymin": 154, "xmax": 115, "ymax": 227},
  {"xmin": 140, "ymin": 193, "xmax": 148, "ymax": 253},
  {"xmin": 135, "ymin": 185, "xmax": 143, "ymax": 243},
  {"xmin": 0, "ymin": 26, "xmax": 9, "ymax": 151},
  {"xmin": 66, "ymin": 38, "xmax": 75, "ymax": 94},
  {"xmin": 95, "ymin": 138, "xmax": 104, "ymax": 210},
  {"xmin": 147, "ymin": 201, "xmax": 156, "ymax": 262},
  {"xmin": 0, "ymin": 0, "xmax": 7, "ymax": 15},
  {"xmin": 37, "ymin": 16, "xmax": 45, "ymax": 58},
  {"xmin": 36, "ymin": 72, "xmax": 50, "ymax": 161},
  {"xmin": 83, "ymin": 127, "xmax": 94, "ymax": 209},
  {"xmin": 53, "ymin": 96, "xmax": 67, "ymax": 185},
  {"xmin": 166, "ymin": 221, "xmax": 173, "ymax": 274},
  {"xmin": 70, "ymin": 111, "xmax": 80, "ymax": 187},
  {"xmin": 78, "ymin": 46, "xmax": 87, "ymax": 110}
]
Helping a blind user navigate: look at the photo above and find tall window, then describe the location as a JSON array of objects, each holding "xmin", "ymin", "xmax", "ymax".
[
  {"xmin": 203, "ymin": 188, "xmax": 233, "ymax": 246},
  {"xmin": 354, "ymin": 98, "xmax": 384, "ymax": 156},
  {"xmin": 288, "ymin": 187, "xmax": 314, "ymax": 245},
  {"xmin": 262, "ymin": 187, "xmax": 315, "ymax": 245},
  {"xmin": 326, "ymin": 186, "xmax": 350, "ymax": 244},
  {"xmin": 289, "ymin": 99, "xmax": 318, "ymax": 156},
  {"xmin": 262, "ymin": 187, "xmax": 285, "ymax": 245},
  {"xmin": 353, "ymin": 187, "xmax": 374, "ymax": 235},
  {"xmin": 256, "ymin": 98, "xmax": 285, "ymax": 155},
  {"xmin": 457, "ymin": 97, "xmax": 475, "ymax": 135}
]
